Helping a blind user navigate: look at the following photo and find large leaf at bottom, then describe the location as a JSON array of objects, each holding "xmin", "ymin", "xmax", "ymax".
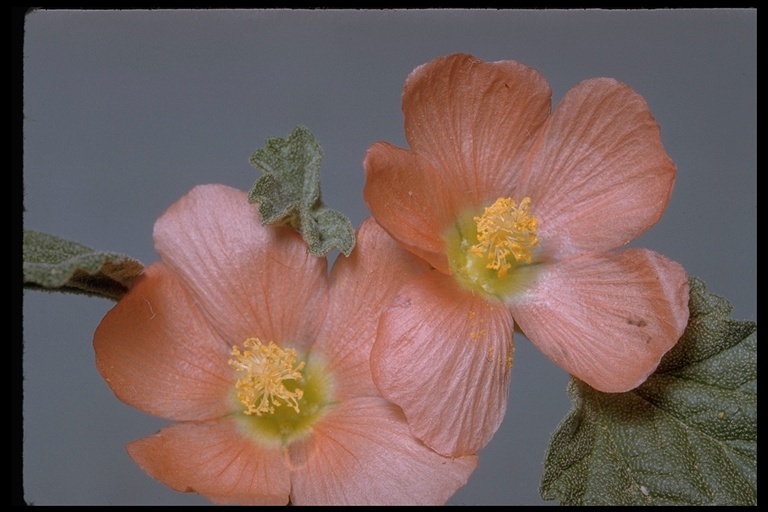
[{"xmin": 540, "ymin": 277, "xmax": 756, "ymax": 505}]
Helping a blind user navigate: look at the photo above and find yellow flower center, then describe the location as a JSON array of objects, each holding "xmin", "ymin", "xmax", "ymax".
[
  {"xmin": 229, "ymin": 338, "xmax": 334, "ymax": 447},
  {"xmin": 229, "ymin": 338, "xmax": 305, "ymax": 416},
  {"xmin": 471, "ymin": 197, "xmax": 538, "ymax": 277},
  {"xmin": 445, "ymin": 196, "xmax": 541, "ymax": 300}
]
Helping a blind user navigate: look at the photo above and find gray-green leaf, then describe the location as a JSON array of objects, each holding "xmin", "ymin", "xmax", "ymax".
[
  {"xmin": 23, "ymin": 230, "xmax": 144, "ymax": 301},
  {"xmin": 540, "ymin": 277, "xmax": 756, "ymax": 505},
  {"xmin": 248, "ymin": 125, "xmax": 355, "ymax": 256}
]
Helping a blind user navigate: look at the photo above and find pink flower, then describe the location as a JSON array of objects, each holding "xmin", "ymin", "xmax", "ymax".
[
  {"xmin": 364, "ymin": 53, "xmax": 690, "ymax": 457},
  {"xmin": 93, "ymin": 184, "xmax": 477, "ymax": 505}
]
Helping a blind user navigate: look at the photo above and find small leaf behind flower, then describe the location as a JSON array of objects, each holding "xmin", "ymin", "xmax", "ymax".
[
  {"xmin": 23, "ymin": 230, "xmax": 144, "ymax": 301},
  {"xmin": 248, "ymin": 126, "xmax": 355, "ymax": 257},
  {"xmin": 540, "ymin": 277, "xmax": 756, "ymax": 505}
]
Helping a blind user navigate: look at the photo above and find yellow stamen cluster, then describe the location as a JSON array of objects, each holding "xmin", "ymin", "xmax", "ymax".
[
  {"xmin": 471, "ymin": 197, "xmax": 539, "ymax": 277},
  {"xmin": 229, "ymin": 338, "xmax": 305, "ymax": 416}
]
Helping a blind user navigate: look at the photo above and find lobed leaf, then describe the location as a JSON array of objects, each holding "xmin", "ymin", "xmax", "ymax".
[
  {"xmin": 540, "ymin": 277, "xmax": 756, "ymax": 505},
  {"xmin": 248, "ymin": 126, "xmax": 355, "ymax": 256}
]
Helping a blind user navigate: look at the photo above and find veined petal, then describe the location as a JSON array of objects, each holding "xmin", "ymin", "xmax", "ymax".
[
  {"xmin": 94, "ymin": 262, "xmax": 232, "ymax": 421},
  {"xmin": 403, "ymin": 53, "xmax": 552, "ymax": 199},
  {"xmin": 510, "ymin": 249, "xmax": 689, "ymax": 392},
  {"xmin": 289, "ymin": 397, "xmax": 477, "ymax": 505},
  {"xmin": 363, "ymin": 142, "xmax": 457, "ymax": 273},
  {"xmin": 517, "ymin": 78, "xmax": 676, "ymax": 257},
  {"xmin": 153, "ymin": 184, "xmax": 329, "ymax": 351},
  {"xmin": 371, "ymin": 271, "xmax": 514, "ymax": 457},
  {"xmin": 126, "ymin": 418, "xmax": 291, "ymax": 505},
  {"xmin": 313, "ymin": 218, "xmax": 431, "ymax": 399}
]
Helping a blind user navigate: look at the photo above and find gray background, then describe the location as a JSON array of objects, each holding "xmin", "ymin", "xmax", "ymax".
[{"xmin": 22, "ymin": 9, "xmax": 756, "ymax": 506}]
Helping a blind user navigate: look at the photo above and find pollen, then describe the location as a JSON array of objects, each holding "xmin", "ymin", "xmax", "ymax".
[
  {"xmin": 229, "ymin": 338, "xmax": 305, "ymax": 416},
  {"xmin": 470, "ymin": 197, "xmax": 538, "ymax": 277}
]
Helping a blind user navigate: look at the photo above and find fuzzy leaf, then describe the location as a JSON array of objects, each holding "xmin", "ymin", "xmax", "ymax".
[
  {"xmin": 23, "ymin": 230, "xmax": 144, "ymax": 301},
  {"xmin": 248, "ymin": 125, "xmax": 355, "ymax": 256},
  {"xmin": 540, "ymin": 277, "xmax": 756, "ymax": 505}
]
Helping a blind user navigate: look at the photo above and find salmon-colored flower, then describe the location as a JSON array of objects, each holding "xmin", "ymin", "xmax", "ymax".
[
  {"xmin": 364, "ymin": 54, "xmax": 690, "ymax": 457},
  {"xmin": 93, "ymin": 184, "xmax": 477, "ymax": 505}
]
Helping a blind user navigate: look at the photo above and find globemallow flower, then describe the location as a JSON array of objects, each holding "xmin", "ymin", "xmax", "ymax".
[
  {"xmin": 363, "ymin": 53, "xmax": 690, "ymax": 457},
  {"xmin": 93, "ymin": 184, "xmax": 477, "ymax": 505}
]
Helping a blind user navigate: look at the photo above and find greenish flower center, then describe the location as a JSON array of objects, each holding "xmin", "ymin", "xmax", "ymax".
[
  {"xmin": 444, "ymin": 197, "xmax": 541, "ymax": 301},
  {"xmin": 229, "ymin": 338, "xmax": 334, "ymax": 446}
]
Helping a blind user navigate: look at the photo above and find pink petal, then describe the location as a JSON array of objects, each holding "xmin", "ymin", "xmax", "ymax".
[
  {"xmin": 289, "ymin": 397, "xmax": 478, "ymax": 505},
  {"xmin": 153, "ymin": 184, "xmax": 329, "ymax": 351},
  {"xmin": 126, "ymin": 418, "xmax": 291, "ymax": 505},
  {"xmin": 363, "ymin": 142, "xmax": 457, "ymax": 273},
  {"xmin": 517, "ymin": 78, "xmax": 677, "ymax": 258},
  {"xmin": 313, "ymin": 218, "xmax": 431, "ymax": 398},
  {"xmin": 509, "ymin": 249, "xmax": 690, "ymax": 392},
  {"xmin": 370, "ymin": 271, "xmax": 515, "ymax": 456},
  {"xmin": 402, "ymin": 53, "xmax": 552, "ymax": 200},
  {"xmin": 94, "ymin": 262, "xmax": 233, "ymax": 420}
]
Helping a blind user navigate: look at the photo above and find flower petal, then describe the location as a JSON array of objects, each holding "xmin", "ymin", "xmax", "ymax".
[
  {"xmin": 510, "ymin": 249, "xmax": 690, "ymax": 392},
  {"xmin": 94, "ymin": 262, "xmax": 233, "ymax": 420},
  {"xmin": 126, "ymin": 418, "xmax": 291, "ymax": 505},
  {"xmin": 289, "ymin": 397, "xmax": 477, "ymax": 505},
  {"xmin": 403, "ymin": 53, "xmax": 552, "ymax": 201},
  {"xmin": 153, "ymin": 184, "xmax": 329, "ymax": 350},
  {"xmin": 371, "ymin": 271, "xmax": 514, "ymax": 456},
  {"xmin": 313, "ymin": 218, "xmax": 431, "ymax": 398},
  {"xmin": 363, "ymin": 142, "xmax": 456, "ymax": 273},
  {"xmin": 517, "ymin": 78, "xmax": 677, "ymax": 257}
]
